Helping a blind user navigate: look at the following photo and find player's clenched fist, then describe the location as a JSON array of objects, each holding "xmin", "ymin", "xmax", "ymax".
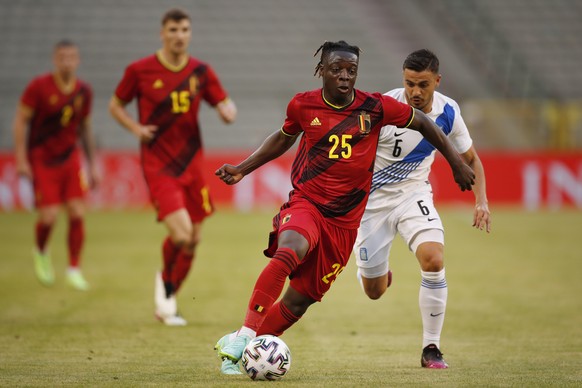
[{"xmin": 215, "ymin": 164, "xmax": 244, "ymax": 185}]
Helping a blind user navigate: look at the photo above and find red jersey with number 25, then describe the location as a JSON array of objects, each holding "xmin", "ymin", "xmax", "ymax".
[
  {"xmin": 21, "ymin": 73, "xmax": 92, "ymax": 165},
  {"xmin": 114, "ymin": 52, "xmax": 228, "ymax": 180},
  {"xmin": 282, "ymin": 89, "xmax": 414, "ymax": 229}
]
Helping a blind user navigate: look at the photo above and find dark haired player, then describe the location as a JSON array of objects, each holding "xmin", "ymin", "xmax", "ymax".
[
  {"xmin": 353, "ymin": 49, "xmax": 491, "ymax": 368},
  {"xmin": 109, "ymin": 8, "xmax": 237, "ymax": 326},
  {"xmin": 214, "ymin": 41, "xmax": 475, "ymax": 374},
  {"xmin": 13, "ymin": 39, "xmax": 98, "ymax": 291}
]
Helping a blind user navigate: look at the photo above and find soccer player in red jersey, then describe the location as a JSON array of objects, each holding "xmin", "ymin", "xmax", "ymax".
[
  {"xmin": 12, "ymin": 40, "xmax": 99, "ymax": 291},
  {"xmin": 214, "ymin": 40, "xmax": 475, "ymax": 374},
  {"xmin": 109, "ymin": 9, "xmax": 237, "ymax": 326}
]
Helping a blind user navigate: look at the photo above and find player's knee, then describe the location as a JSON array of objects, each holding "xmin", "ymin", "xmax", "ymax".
[
  {"xmin": 171, "ymin": 232, "xmax": 192, "ymax": 250},
  {"xmin": 38, "ymin": 210, "xmax": 58, "ymax": 225},
  {"xmin": 64, "ymin": 198, "xmax": 85, "ymax": 218},
  {"xmin": 190, "ymin": 235, "xmax": 200, "ymax": 248},
  {"xmin": 287, "ymin": 303, "xmax": 308, "ymax": 317},
  {"xmin": 421, "ymin": 254, "xmax": 444, "ymax": 272},
  {"xmin": 360, "ymin": 271, "xmax": 389, "ymax": 300},
  {"xmin": 38, "ymin": 216, "xmax": 57, "ymax": 226},
  {"xmin": 184, "ymin": 237, "xmax": 199, "ymax": 255},
  {"xmin": 364, "ymin": 285, "xmax": 386, "ymax": 300},
  {"xmin": 416, "ymin": 241, "xmax": 444, "ymax": 272}
]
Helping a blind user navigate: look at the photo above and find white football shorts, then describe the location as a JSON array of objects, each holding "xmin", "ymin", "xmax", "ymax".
[{"xmin": 354, "ymin": 181, "xmax": 444, "ymax": 278}]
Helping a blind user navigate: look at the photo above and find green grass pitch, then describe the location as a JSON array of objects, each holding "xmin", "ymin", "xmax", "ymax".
[{"xmin": 1, "ymin": 206, "xmax": 581, "ymax": 387}]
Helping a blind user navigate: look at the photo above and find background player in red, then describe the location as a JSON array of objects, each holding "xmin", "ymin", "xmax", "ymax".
[
  {"xmin": 109, "ymin": 8, "xmax": 237, "ymax": 326},
  {"xmin": 213, "ymin": 40, "xmax": 475, "ymax": 374},
  {"xmin": 12, "ymin": 39, "xmax": 99, "ymax": 291}
]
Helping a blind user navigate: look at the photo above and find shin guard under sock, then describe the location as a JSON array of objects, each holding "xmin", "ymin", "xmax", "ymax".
[{"xmin": 244, "ymin": 248, "xmax": 299, "ymax": 331}]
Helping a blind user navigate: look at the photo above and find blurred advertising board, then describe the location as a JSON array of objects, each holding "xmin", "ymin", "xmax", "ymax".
[{"xmin": 0, "ymin": 151, "xmax": 580, "ymax": 211}]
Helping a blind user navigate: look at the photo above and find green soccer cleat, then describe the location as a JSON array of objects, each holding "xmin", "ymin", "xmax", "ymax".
[
  {"xmin": 66, "ymin": 268, "xmax": 90, "ymax": 291},
  {"xmin": 33, "ymin": 249, "xmax": 55, "ymax": 287},
  {"xmin": 220, "ymin": 358, "xmax": 242, "ymax": 375},
  {"xmin": 214, "ymin": 332, "xmax": 236, "ymax": 354},
  {"xmin": 218, "ymin": 334, "xmax": 251, "ymax": 362},
  {"xmin": 215, "ymin": 333, "xmax": 244, "ymax": 375}
]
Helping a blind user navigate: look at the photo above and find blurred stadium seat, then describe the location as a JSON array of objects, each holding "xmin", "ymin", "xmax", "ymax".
[{"xmin": 0, "ymin": 0, "xmax": 580, "ymax": 150}]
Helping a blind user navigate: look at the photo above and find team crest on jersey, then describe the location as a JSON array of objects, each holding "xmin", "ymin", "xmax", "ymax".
[
  {"xmin": 49, "ymin": 94, "xmax": 59, "ymax": 105},
  {"xmin": 282, "ymin": 214, "xmax": 292, "ymax": 225},
  {"xmin": 189, "ymin": 76, "xmax": 199, "ymax": 93},
  {"xmin": 153, "ymin": 79, "xmax": 164, "ymax": 89},
  {"xmin": 358, "ymin": 111, "xmax": 371, "ymax": 135}
]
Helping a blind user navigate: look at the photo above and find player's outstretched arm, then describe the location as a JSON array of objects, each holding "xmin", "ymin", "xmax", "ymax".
[
  {"xmin": 461, "ymin": 146, "xmax": 491, "ymax": 232},
  {"xmin": 215, "ymin": 129, "xmax": 297, "ymax": 185},
  {"xmin": 12, "ymin": 104, "xmax": 33, "ymax": 179},
  {"xmin": 408, "ymin": 109, "xmax": 475, "ymax": 191}
]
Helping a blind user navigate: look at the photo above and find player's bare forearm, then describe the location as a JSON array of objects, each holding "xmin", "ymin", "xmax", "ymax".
[
  {"xmin": 215, "ymin": 129, "xmax": 296, "ymax": 185},
  {"xmin": 216, "ymin": 97, "xmax": 237, "ymax": 124},
  {"xmin": 13, "ymin": 122, "xmax": 28, "ymax": 163},
  {"xmin": 409, "ymin": 110, "xmax": 475, "ymax": 191},
  {"xmin": 462, "ymin": 147, "xmax": 491, "ymax": 232},
  {"xmin": 12, "ymin": 106, "xmax": 32, "ymax": 178},
  {"xmin": 109, "ymin": 96, "xmax": 157, "ymax": 143},
  {"xmin": 238, "ymin": 130, "xmax": 296, "ymax": 176},
  {"xmin": 80, "ymin": 119, "xmax": 101, "ymax": 188},
  {"xmin": 462, "ymin": 147, "xmax": 487, "ymax": 203},
  {"xmin": 109, "ymin": 97, "xmax": 134, "ymax": 133},
  {"xmin": 79, "ymin": 119, "xmax": 97, "ymax": 164}
]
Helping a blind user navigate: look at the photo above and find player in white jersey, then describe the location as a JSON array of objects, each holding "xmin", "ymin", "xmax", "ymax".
[{"xmin": 353, "ymin": 49, "xmax": 491, "ymax": 369}]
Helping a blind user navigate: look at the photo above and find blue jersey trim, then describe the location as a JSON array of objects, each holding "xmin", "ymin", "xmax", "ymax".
[{"xmin": 371, "ymin": 103, "xmax": 456, "ymax": 192}]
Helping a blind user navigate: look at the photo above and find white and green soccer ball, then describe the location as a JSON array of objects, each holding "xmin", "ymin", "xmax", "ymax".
[{"xmin": 241, "ymin": 335, "xmax": 291, "ymax": 381}]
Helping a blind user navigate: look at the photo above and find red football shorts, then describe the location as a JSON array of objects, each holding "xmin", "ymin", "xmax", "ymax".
[
  {"xmin": 146, "ymin": 173, "xmax": 213, "ymax": 222},
  {"xmin": 30, "ymin": 154, "xmax": 87, "ymax": 208},
  {"xmin": 264, "ymin": 197, "xmax": 357, "ymax": 302}
]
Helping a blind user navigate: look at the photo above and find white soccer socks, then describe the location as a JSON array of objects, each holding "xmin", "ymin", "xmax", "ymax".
[{"xmin": 419, "ymin": 268, "xmax": 447, "ymax": 349}]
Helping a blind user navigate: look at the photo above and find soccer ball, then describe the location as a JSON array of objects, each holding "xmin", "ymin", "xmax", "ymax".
[{"xmin": 241, "ymin": 335, "xmax": 291, "ymax": 381}]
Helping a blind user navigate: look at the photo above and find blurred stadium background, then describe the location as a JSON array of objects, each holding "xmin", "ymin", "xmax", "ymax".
[
  {"xmin": 0, "ymin": 0, "xmax": 581, "ymax": 211},
  {"xmin": 1, "ymin": 2, "xmax": 581, "ymax": 385}
]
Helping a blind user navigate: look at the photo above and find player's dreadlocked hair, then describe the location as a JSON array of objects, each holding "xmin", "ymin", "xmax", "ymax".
[
  {"xmin": 313, "ymin": 40, "xmax": 361, "ymax": 76},
  {"xmin": 403, "ymin": 49, "xmax": 439, "ymax": 74}
]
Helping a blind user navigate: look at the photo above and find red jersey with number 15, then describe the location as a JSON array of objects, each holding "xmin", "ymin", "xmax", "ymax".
[
  {"xmin": 114, "ymin": 52, "xmax": 229, "ymax": 180},
  {"xmin": 282, "ymin": 89, "xmax": 414, "ymax": 228},
  {"xmin": 21, "ymin": 73, "xmax": 92, "ymax": 165}
]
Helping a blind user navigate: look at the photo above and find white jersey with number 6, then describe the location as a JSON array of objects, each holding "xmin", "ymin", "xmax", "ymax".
[{"xmin": 366, "ymin": 89, "xmax": 473, "ymax": 211}]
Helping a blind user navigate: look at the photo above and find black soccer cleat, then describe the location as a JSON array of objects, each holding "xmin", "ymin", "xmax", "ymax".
[{"xmin": 421, "ymin": 344, "xmax": 449, "ymax": 369}]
